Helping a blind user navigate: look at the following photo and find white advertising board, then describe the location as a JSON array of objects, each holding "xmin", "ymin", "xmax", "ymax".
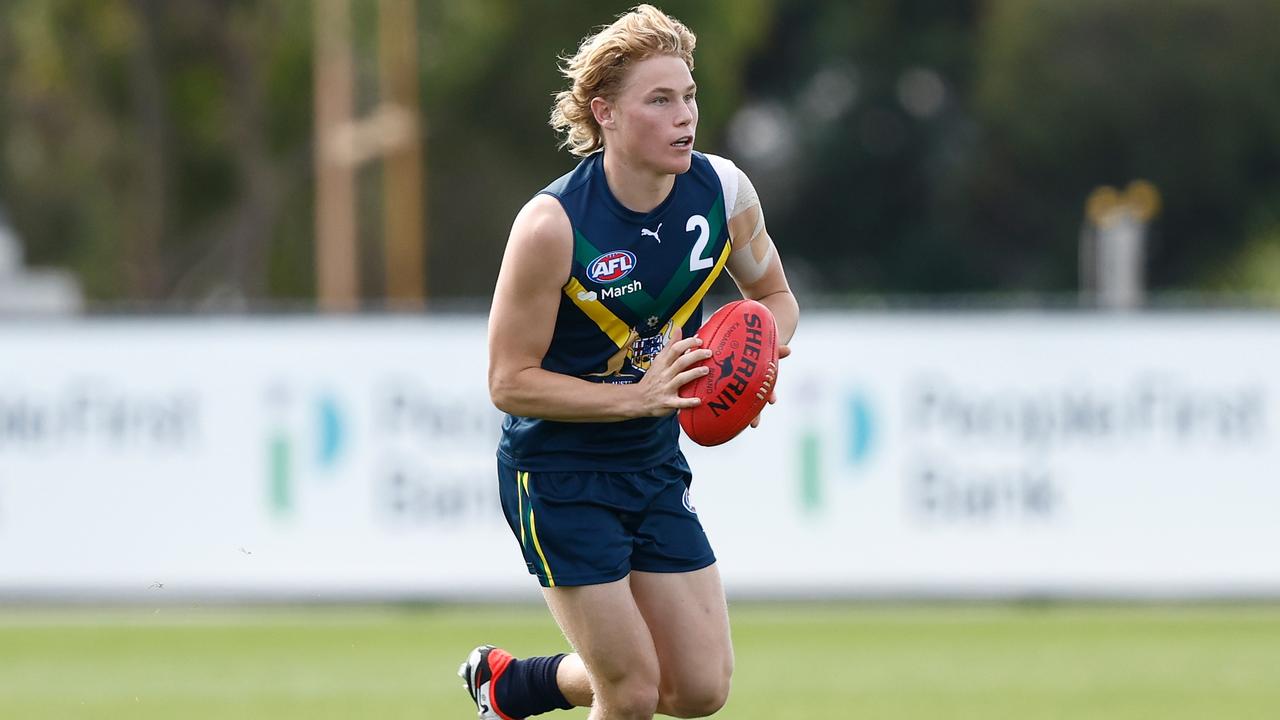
[
  {"xmin": 1, "ymin": 314, "xmax": 1277, "ymax": 599},
  {"xmin": 690, "ymin": 313, "xmax": 1280, "ymax": 597},
  {"xmin": 0, "ymin": 318, "xmax": 521, "ymax": 599}
]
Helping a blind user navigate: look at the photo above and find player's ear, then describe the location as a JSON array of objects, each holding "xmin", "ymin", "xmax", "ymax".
[{"xmin": 591, "ymin": 96, "xmax": 614, "ymax": 129}]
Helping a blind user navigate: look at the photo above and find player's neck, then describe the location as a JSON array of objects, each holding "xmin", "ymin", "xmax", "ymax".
[{"xmin": 601, "ymin": 149, "xmax": 675, "ymax": 214}]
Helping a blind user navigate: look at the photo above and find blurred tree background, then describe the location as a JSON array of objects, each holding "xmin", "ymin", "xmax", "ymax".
[{"xmin": 2, "ymin": 0, "xmax": 1279, "ymax": 309}]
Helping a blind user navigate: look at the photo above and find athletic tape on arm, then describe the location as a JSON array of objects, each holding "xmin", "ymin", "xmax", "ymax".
[{"xmin": 728, "ymin": 168, "xmax": 775, "ymax": 283}]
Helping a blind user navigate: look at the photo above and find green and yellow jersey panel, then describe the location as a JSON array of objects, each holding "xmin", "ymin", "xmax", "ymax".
[{"xmin": 499, "ymin": 150, "xmax": 742, "ymax": 471}]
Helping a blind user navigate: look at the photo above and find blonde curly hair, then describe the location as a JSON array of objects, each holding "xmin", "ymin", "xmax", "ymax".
[{"xmin": 550, "ymin": 5, "xmax": 697, "ymax": 157}]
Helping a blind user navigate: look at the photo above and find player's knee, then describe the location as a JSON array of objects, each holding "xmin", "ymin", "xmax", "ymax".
[
  {"xmin": 662, "ymin": 673, "xmax": 732, "ymax": 718},
  {"xmin": 663, "ymin": 687, "xmax": 730, "ymax": 717},
  {"xmin": 597, "ymin": 677, "xmax": 660, "ymax": 719}
]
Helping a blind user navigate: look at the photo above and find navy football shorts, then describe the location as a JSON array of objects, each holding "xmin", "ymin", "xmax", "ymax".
[{"xmin": 496, "ymin": 452, "xmax": 716, "ymax": 588}]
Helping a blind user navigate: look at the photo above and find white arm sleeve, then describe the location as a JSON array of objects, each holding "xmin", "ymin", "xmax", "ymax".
[
  {"xmin": 705, "ymin": 153, "xmax": 766, "ymax": 243},
  {"xmin": 707, "ymin": 154, "xmax": 775, "ymax": 284},
  {"xmin": 706, "ymin": 153, "xmax": 740, "ymax": 219},
  {"xmin": 733, "ymin": 168, "xmax": 766, "ymax": 243}
]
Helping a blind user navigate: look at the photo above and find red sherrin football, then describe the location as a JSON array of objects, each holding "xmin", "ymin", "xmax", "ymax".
[{"xmin": 678, "ymin": 299, "xmax": 779, "ymax": 446}]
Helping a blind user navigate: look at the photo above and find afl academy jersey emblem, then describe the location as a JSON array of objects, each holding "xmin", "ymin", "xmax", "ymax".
[{"xmin": 587, "ymin": 250, "xmax": 637, "ymax": 283}]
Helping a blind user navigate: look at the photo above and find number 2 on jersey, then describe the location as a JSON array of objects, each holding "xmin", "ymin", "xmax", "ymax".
[{"xmin": 687, "ymin": 214, "xmax": 713, "ymax": 271}]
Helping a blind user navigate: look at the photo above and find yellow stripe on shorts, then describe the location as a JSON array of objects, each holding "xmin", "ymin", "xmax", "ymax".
[
  {"xmin": 522, "ymin": 471, "xmax": 556, "ymax": 587},
  {"xmin": 517, "ymin": 470, "xmax": 526, "ymax": 548}
]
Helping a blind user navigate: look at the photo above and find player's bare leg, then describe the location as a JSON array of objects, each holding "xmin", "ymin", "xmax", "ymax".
[
  {"xmin": 552, "ymin": 652, "xmax": 593, "ymax": 706},
  {"xmin": 540, "ymin": 566, "xmax": 731, "ymax": 719},
  {"xmin": 631, "ymin": 564, "xmax": 733, "ymax": 718},
  {"xmin": 542, "ymin": 577, "xmax": 662, "ymax": 719}
]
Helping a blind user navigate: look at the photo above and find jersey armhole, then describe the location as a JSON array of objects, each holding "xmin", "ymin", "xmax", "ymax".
[{"xmin": 533, "ymin": 190, "xmax": 577, "ymax": 291}]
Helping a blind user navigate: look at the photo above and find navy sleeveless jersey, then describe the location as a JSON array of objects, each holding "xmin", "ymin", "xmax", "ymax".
[{"xmin": 498, "ymin": 150, "xmax": 742, "ymax": 471}]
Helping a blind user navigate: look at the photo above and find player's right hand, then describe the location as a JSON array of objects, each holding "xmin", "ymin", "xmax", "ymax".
[{"xmin": 634, "ymin": 329, "xmax": 713, "ymax": 417}]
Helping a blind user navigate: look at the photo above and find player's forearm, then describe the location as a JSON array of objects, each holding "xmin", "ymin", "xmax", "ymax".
[
  {"xmin": 489, "ymin": 366, "xmax": 644, "ymax": 422},
  {"xmin": 755, "ymin": 289, "xmax": 799, "ymax": 345}
]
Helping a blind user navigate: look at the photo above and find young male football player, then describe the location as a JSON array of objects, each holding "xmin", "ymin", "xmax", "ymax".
[{"xmin": 461, "ymin": 6, "xmax": 798, "ymax": 719}]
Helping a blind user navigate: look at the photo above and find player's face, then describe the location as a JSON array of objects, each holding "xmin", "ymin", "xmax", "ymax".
[{"xmin": 610, "ymin": 55, "xmax": 698, "ymax": 174}]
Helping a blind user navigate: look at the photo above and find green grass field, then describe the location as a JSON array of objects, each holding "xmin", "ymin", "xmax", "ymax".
[{"xmin": 2, "ymin": 603, "xmax": 1278, "ymax": 719}]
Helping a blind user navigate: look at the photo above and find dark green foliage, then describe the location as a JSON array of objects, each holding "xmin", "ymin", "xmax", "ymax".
[{"xmin": 2, "ymin": 0, "xmax": 1278, "ymax": 305}]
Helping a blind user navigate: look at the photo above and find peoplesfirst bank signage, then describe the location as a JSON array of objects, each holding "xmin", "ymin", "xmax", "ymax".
[
  {"xmin": 0, "ymin": 319, "xmax": 518, "ymax": 599},
  {"xmin": 683, "ymin": 313, "xmax": 1280, "ymax": 598},
  {"xmin": 2, "ymin": 314, "xmax": 1279, "ymax": 599}
]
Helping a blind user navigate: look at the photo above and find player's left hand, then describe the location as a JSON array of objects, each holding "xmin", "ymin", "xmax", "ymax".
[{"xmin": 749, "ymin": 343, "xmax": 790, "ymax": 428}]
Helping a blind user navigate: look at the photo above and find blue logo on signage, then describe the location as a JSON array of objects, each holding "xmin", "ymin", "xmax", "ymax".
[
  {"xmin": 315, "ymin": 393, "xmax": 346, "ymax": 470},
  {"xmin": 847, "ymin": 392, "xmax": 876, "ymax": 466},
  {"xmin": 267, "ymin": 387, "xmax": 348, "ymax": 519}
]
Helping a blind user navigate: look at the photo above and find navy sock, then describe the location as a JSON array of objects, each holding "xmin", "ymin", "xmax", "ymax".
[{"xmin": 494, "ymin": 653, "xmax": 573, "ymax": 718}]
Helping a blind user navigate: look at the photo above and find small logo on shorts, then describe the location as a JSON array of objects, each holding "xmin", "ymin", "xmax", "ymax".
[{"xmin": 682, "ymin": 488, "xmax": 697, "ymax": 514}]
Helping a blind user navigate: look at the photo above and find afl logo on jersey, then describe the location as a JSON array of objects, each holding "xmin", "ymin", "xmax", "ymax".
[{"xmin": 588, "ymin": 250, "xmax": 637, "ymax": 284}]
